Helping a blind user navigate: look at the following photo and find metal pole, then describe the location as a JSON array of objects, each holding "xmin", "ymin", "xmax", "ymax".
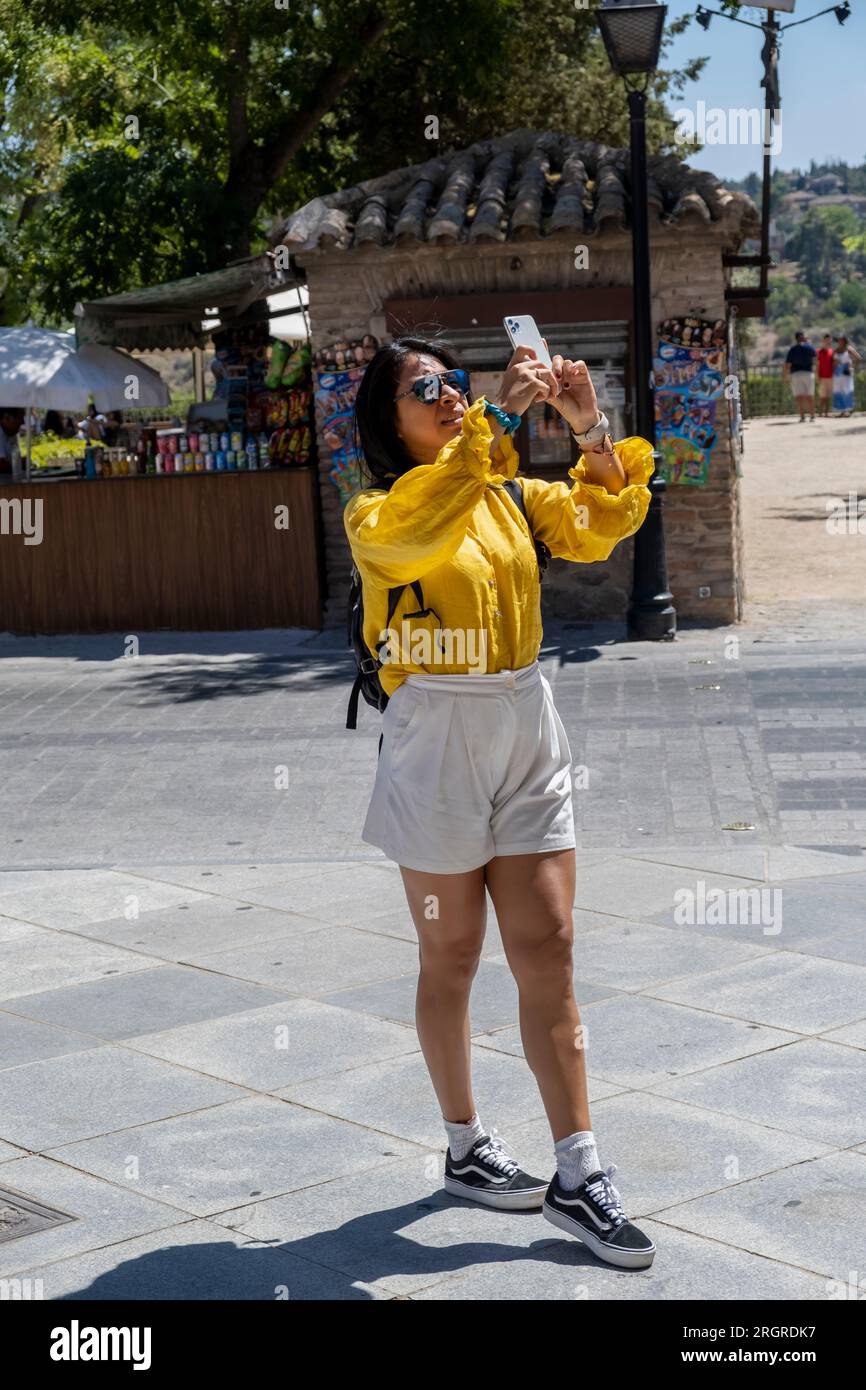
[
  {"xmin": 626, "ymin": 86, "xmax": 676, "ymax": 641},
  {"xmin": 759, "ymin": 11, "xmax": 780, "ymax": 298}
]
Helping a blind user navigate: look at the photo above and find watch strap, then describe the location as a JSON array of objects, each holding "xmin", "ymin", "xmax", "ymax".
[{"xmin": 571, "ymin": 410, "xmax": 609, "ymax": 447}]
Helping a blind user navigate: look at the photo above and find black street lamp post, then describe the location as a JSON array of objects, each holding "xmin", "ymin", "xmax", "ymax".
[{"xmin": 598, "ymin": 0, "xmax": 676, "ymax": 641}]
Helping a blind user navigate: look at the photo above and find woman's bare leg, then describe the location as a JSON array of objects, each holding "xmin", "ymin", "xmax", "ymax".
[
  {"xmin": 399, "ymin": 864, "xmax": 488, "ymax": 1122},
  {"xmin": 484, "ymin": 849, "xmax": 590, "ymax": 1142}
]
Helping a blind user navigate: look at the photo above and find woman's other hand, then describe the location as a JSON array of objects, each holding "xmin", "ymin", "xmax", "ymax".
[{"xmin": 494, "ymin": 345, "xmax": 560, "ymax": 417}]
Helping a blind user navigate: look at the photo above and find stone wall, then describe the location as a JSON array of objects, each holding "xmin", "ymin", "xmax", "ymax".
[{"xmin": 298, "ymin": 233, "xmax": 743, "ymax": 630}]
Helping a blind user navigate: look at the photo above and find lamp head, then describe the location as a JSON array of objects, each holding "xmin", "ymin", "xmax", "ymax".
[
  {"xmin": 834, "ymin": 2, "xmax": 850, "ymax": 24},
  {"xmin": 695, "ymin": 6, "xmax": 712, "ymax": 31},
  {"xmin": 598, "ymin": 0, "xmax": 668, "ymax": 77}
]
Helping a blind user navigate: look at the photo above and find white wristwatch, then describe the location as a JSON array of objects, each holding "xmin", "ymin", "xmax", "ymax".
[{"xmin": 571, "ymin": 411, "xmax": 610, "ymax": 449}]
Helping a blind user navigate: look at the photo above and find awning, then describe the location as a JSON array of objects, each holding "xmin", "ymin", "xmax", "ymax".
[{"xmin": 75, "ymin": 254, "xmax": 305, "ymax": 351}]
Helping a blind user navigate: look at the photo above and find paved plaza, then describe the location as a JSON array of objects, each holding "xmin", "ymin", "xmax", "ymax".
[{"xmin": 0, "ymin": 418, "xmax": 864, "ymax": 1301}]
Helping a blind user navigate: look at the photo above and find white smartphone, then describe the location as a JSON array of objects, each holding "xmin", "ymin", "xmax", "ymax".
[{"xmin": 503, "ymin": 314, "xmax": 552, "ymax": 369}]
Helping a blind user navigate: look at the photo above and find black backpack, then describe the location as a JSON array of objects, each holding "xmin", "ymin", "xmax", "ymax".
[{"xmin": 345, "ymin": 477, "xmax": 550, "ymax": 730}]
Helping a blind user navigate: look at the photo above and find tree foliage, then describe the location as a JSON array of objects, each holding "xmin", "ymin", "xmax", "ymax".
[{"xmin": 0, "ymin": 0, "xmax": 705, "ymax": 323}]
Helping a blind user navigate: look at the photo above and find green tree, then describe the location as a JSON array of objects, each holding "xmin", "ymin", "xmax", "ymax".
[
  {"xmin": 785, "ymin": 205, "xmax": 861, "ymax": 298},
  {"xmin": 834, "ymin": 281, "xmax": 866, "ymax": 318},
  {"xmin": 0, "ymin": 0, "xmax": 705, "ymax": 323}
]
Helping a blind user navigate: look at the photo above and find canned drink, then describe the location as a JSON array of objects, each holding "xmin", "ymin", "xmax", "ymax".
[
  {"xmin": 187, "ymin": 432, "xmax": 198, "ymax": 453},
  {"xmin": 204, "ymin": 452, "xmax": 215, "ymax": 471},
  {"xmin": 230, "ymin": 431, "xmax": 243, "ymax": 453},
  {"xmin": 179, "ymin": 435, "xmax": 188, "ymax": 453},
  {"xmin": 219, "ymin": 432, "xmax": 230, "ymax": 451},
  {"xmin": 210, "ymin": 433, "xmax": 221, "ymax": 452},
  {"xmin": 215, "ymin": 450, "xmax": 226, "ymax": 471},
  {"xmin": 184, "ymin": 453, "xmax": 195, "ymax": 473},
  {"xmin": 168, "ymin": 434, "xmax": 179, "ymax": 453},
  {"xmin": 226, "ymin": 450, "xmax": 237, "ymax": 470}
]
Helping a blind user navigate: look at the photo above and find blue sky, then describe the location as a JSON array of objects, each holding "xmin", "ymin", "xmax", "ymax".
[{"xmin": 662, "ymin": 1, "xmax": 864, "ymax": 180}]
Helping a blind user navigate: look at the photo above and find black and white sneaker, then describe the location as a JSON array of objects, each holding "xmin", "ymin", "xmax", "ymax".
[
  {"xmin": 542, "ymin": 1163, "xmax": 656, "ymax": 1268},
  {"xmin": 443, "ymin": 1133, "xmax": 548, "ymax": 1210}
]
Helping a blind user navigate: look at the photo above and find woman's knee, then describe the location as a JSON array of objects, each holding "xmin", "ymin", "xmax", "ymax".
[
  {"xmin": 417, "ymin": 927, "xmax": 484, "ymax": 991},
  {"xmin": 508, "ymin": 914, "xmax": 574, "ymax": 992}
]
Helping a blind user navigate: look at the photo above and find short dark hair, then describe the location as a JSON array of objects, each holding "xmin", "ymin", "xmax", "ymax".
[{"xmin": 352, "ymin": 334, "xmax": 470, "ymax": 490}]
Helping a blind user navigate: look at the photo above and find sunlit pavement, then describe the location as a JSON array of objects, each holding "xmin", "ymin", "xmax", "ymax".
[{"xmin": 1, "ymin": 416, "xmax": 864, "ymax": 1298}]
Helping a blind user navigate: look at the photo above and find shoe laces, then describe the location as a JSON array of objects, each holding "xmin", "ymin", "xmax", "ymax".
[
  {"xmin": 585, "ymin": 1163, "xmax": 627, "ymax": 1229},
  {"xmin": 474, "ymin": 1134, "xmax": 519, "ymax": 1177}
]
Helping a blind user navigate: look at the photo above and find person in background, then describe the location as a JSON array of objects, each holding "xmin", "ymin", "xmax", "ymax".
[
  {"xmin": 104, "ymin": 411, "xmax": 123, "ymax": 447},
  {"xmin": 209, "ymin": 353, "xmax": 229, "ymax": 399},
  {"xmin": 783, "ymin": 331, "xmax": 816, "ymax": 423},
  {"xmin": 815, "ymin": 334, "xmax": 835, "ymax": 418},
  {"xmin": 43, "ymin": 410, "xmax": 64, "ymax": 436},
  {"xmin": 0, "ymin": 406, "xmax": 25, "ymax": 475},
  {"xmin": 832, "ymin": 335, "xmax": 861, "ymax": 418},
  {"xmin": 78, "ymin": 403, "xmax": 107, "ymax": 442}
]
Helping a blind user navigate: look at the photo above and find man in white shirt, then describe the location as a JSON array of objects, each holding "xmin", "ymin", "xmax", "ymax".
[{"xmin": 0, "ymin": 407, "xmax": 25, "ymax": 476}]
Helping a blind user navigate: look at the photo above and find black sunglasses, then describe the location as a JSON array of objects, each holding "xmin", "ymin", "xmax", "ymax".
[{"xmin": 394, "ymin": 369, "xmax": 470, "ymax": 404}]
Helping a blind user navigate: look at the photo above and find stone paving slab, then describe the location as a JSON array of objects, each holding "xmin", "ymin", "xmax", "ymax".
[
  {"xmin": 4, "ymin": 965, "xmax": 294, "ymax": 1041},
  {"xmin": 43, "ymin": 1095, "xmax": 419, "ymax": 1219},
  {"xmin": 652, "ymin": 1151, "xmax": 866, "ymax": 1285},
  {"xmin": 0, "ymin": 1012, "xmax": 104, "ymax": 1070},
  {"xmin": 649, "ymin": 1039, "xmax": 866, "ymax": 1148},
  {"xmin": 188, "ymin": 924, "xmax": 420, "ymax": 997},
  {"xmin": 64, "ymin": 897, "xmax": 328, "ymax": 961},
  {"xmin": 0, "ymin": 1046, "xmax": 245, "ymax": 1150},
  {"xmin": 0, "ymin": 929, "xmax": 157, "ymax": 1002},
  {"xmin": 124, "ymin": 998, "xmax": 420, "ymax": 1092},
  {"xmin": 648, "ymin": 952, "xmax": 866, "ymax": 1035}
]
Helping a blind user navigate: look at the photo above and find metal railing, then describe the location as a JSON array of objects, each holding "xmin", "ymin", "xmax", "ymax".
[{"xmin": 741, "ymin": 362, "xmax": 865, "ymax": 418}]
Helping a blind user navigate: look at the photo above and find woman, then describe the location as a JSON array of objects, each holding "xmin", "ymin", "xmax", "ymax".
[
  {"xmin": 345, "ymin": 335, "xmax": 656, "ymax": 1269},
  {"xmin": 833, "ymin": 336, "xmax": 861, "ymax": 417}
]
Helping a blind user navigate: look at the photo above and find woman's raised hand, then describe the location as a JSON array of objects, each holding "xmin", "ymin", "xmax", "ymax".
[
  {"xmin": 494, "ymin": 345, "xmax": 560, "ymax": 417},
  {"xmin": 549, "ymin": 353, "xmax": 602, "ymax": 436}
]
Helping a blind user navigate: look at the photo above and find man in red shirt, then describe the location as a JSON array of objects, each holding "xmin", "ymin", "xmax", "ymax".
[{"xmin": 816, "ymin": 333, "xmax": 835, "ymax": 417}]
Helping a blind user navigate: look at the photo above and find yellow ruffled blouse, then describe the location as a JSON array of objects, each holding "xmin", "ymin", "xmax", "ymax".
[{"xmin": 344, "ymin": 396, "xmax": 655, "ymax": 696}]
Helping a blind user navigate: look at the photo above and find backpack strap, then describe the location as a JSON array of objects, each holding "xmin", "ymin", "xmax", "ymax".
[
  {"xmin": 502, "ymin": 477, "xmax": 550, "ymax": 575},
  {"xmin": 346, "ymin": 673, "xmax": 363, "ymax": 731}
]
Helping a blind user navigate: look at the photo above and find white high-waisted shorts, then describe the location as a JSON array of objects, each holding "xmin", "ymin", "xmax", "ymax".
[{"xmin": 361, "ymin": 660, "xmax": 576, "ymax": 874}]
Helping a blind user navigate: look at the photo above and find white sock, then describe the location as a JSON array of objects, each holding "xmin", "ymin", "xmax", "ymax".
[
  {"xmin": 443, "ymin": 1111, "xmax": 485, "ymax": 1161},
  {"xmin": 555, "ymin": 1129, "xmax": 601, "ymax": 1191}
]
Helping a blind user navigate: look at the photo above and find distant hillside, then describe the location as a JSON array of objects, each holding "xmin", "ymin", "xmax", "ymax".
[{"xmin": 726, "ymin": 160, "xmax": 866, "ymax": 362}]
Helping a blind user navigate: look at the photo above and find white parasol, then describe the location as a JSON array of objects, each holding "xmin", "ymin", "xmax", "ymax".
[{"xmin": 0, "ymin": 325, "xmax": 170, "ymax": 477}]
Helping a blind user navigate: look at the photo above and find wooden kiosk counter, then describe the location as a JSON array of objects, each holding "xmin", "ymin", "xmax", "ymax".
[{"xmin": 0, "ymin": 466, "xmax": 324, "ymax": 636}]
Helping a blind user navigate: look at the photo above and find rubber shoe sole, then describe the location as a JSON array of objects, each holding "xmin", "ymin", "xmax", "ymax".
[
  {"xmin": 542, "ymin": 1198, "xmax": 656, "ymax": 1269},
  {"xmin": 443, "ymin": 1173, "xmax": 547, "ymax": 1210}
]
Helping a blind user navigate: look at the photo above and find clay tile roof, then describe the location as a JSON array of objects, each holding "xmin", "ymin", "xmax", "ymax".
[{"xmin": 276, "ymin": 129, "xmax": 758, "ymax": 254}]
